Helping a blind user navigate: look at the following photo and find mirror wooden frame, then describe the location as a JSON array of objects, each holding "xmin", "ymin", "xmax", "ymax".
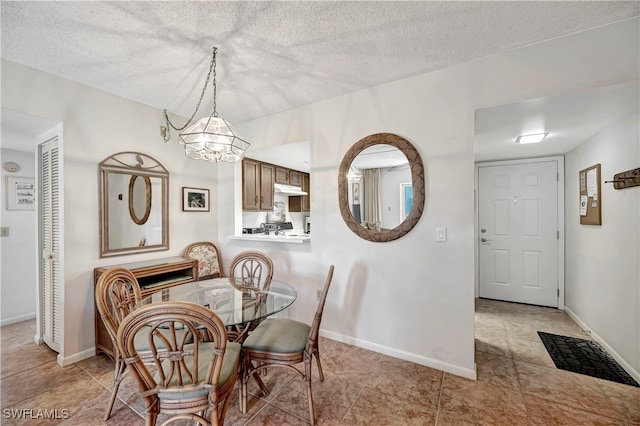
[
  {"xmin": 128, "ymin": 175, "xmax": 152, "ymax": 225},
  {"xmin": 338, "ymin": 133, "xmax": 425, "ymax": 242},
  {"xmin": 99, "ymin": 152, "xmax": 169, "ymax": 257}
]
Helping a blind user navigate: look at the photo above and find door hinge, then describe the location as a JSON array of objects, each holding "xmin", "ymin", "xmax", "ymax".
[
  {"xmin": 557, "ymin": 230, "xmax": 560, "ymax": 239},
  {"xmin": 557, "ymin": 289, "xmax": 560, "ymax": 298}
]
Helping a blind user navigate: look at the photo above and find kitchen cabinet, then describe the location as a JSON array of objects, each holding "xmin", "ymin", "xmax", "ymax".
[
  {"xmin": 275, "ymin": 167, "xmax": 289, "ymax": 184},
  {"xmin": 289, "ymin": 172, "xmax": 311, "ymax": 212},
  {"xmin": 289, "ymin": 170, "xmax": 302, "ymax": 186},
  {"xmin": 243, "ymin": 159, "xmax": 274, "ymax": 211},
  {"xmin": 302, "ymin": 172, "xmax": 310, "ymax": 211},
  {"xmin": 260, "ymin": 163, "xmax": 275, "ymax": 210}
]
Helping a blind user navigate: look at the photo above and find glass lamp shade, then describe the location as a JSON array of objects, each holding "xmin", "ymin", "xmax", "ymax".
[{"xmin": 178, "ymin": 116, "xmax": 250, "ymax": 163}]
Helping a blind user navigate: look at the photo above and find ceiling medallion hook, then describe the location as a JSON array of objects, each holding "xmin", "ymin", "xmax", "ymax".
[{"xmin": 162, "ymin": 46, "xmax": 250, "ymax": 163}]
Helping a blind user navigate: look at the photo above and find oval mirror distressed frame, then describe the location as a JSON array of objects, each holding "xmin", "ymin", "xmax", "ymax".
[
  {"xmin": 338, "ymin": 133, "xmax": 425, "ymax": 242},
  {"xmin": 128, "ymin": 175, "xmax": 152, "ymax": 225}
]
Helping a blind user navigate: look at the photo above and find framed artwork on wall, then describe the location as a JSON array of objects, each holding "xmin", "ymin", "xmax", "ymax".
[
  {"xmin": 182, "ymin": 187, "xmax": 209, "ymax": 212},
  {"xmin": 6, "ymin": 176, "xmax": 35, "ymax": 211}
]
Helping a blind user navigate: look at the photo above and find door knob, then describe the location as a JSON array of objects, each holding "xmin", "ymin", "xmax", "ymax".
[{"xmin": 480, "ymin": 237, "xmax": 492, "ymax": 243}]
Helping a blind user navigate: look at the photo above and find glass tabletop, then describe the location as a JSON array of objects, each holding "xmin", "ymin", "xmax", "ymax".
[{"xmin": 136, "ymin": 277, "xmax": 297, "ymax": 327}]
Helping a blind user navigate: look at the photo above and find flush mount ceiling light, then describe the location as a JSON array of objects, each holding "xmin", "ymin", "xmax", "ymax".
[
  {"xmin": 163, "ymin": 46, "xmax": 250, "ymax": 163},
  {"xmin": 515, "ymin": 132, "xmax": 548, "ymax": 144}
]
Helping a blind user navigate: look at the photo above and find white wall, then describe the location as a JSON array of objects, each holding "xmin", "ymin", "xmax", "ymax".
[
  {"xmin": 0, "ymin": 146, "xmax": 37, "ymax": 324},
  {"xmin": 1, "ymin": 18, "xmax": 638, "ymax": 375},
  {"xmin": 1, "ymin": 63, "xmax": 229, "ymax": 363},
  {"xmin": 565, "ymin": 112, "xmax": 640, "ymax": 376},
  {"xmin": 228, "ymin": 18, "xmax": 639, "ymax": 377}
]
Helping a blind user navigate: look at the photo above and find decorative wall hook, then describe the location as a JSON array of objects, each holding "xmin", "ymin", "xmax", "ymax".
[{"xmin": 605, "ymin": 167, "xmax": 640, "ymax": 189}]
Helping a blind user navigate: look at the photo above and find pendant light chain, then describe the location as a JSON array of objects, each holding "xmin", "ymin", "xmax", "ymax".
[
  {"xmin": 163, "ymin": 46, "xmax": 218, "ymax": 142},
  {"xmin": 212, "ymin": 47, "xmax": 218, "ymax": 118}
]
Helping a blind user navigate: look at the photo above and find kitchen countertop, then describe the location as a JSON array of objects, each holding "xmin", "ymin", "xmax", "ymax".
[{"xmin": 227, "ymin": 234, "xmax": 311, "ymax": 244}]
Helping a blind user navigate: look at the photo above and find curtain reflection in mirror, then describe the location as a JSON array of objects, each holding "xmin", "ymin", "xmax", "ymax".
[{"xmin": 362, "ymin": 169, "xmax": 382, "ymax": 229}]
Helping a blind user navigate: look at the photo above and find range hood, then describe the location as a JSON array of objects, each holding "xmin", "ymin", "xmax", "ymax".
[{"xmin": 274, "ymin": 183, "xmax": 307, "ymax": 196}]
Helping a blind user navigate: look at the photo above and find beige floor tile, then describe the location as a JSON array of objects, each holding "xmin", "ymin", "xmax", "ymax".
[
  {"xmin": 515, "ymin": 360, "xmax": 627, "ymax": 423},
  {"xmin": 0, "ymin": 321, "xmax": 36, "ymax": 340},
  {"xmin": 1, "ymin": 362, "xmax": 88, "ymax": 409},
  {"xmin": 317, "ymin": 336, "xmax": 383, "ymax": 379},
  {"xmin": 507, "ymin": 335, "xmax": 555, "ymax": 368},
  {"xmin": 438, "ymin": 374, "xmax": 528, "ymax": 426},
  {"xmin": 342, "ymin": 385, "xmax": 437, "ymax": 425},
  {"xmin": 2, "ymin": 302, "xmax": 638, "ymax": 426},
  {"xmin": 271, "ymin": 371, "xmax": 362, "ymax": 424},
  {"xmin": 367, "ymin": 355, "xmax": 444, "ymax": 401},
  {"xmin": 244, "ymin": 403, "xmax": 310, "ymax": 425},
  {"xmin": 475, "ymin": 326, "xmax": 512, "ymax": 358},
  {"xmin": 1, "ymin": 342, "xmax": 58, "ymax": 379},
  {"xmin": 525, "ymin": 395, "xmax": 625, "ymax": 426}
]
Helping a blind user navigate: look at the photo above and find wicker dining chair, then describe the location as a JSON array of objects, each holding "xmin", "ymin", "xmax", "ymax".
[
  {"xmin": 240, "ymin": 265, "xmax": 335, "ymax": 425},
  {"xmin": 184, "ymin": 241, "xmax": 225, "ymax": 280},
  {"xmin": 117, "ymin": 301, "xmax": 241, "ymax": 426},
  {"xmin": 94, "ymin": 267, "xmax": 143, "ymax": 420},
  {"xmin": 226, "ymin": 250, "xmax": 275, "ymax": 341},
  {"xmin": 228, "ymin": 250, "xmax": 274, "ymax": 291}
]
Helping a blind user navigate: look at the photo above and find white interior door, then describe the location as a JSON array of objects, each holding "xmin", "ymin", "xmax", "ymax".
[
  {"xmin": 478, "ymin": 160, "xmax": 559, "ymax": 307},
  {"xmin": 39, "ymin": 136, "xmax": 62, "ymax": 352}
]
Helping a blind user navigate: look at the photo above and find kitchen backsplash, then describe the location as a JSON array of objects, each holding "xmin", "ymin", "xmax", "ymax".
[{"xmin": 242, "ymin": 194, "xmax": 308, "ymax": 232}]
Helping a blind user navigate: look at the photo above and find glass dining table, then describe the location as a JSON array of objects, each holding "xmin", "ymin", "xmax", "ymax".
[{"xmin": 136, "ymin": 277, "xmax": 297, "ymax": 342}]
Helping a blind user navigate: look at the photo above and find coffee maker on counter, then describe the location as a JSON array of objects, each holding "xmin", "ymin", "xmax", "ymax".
[{"xmin": 304, "ymin": 217, "xmax": 311, "ymax": 234}]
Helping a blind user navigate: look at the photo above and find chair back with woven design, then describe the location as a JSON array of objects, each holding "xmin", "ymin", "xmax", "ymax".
[
  {"xmin": 228, "ymin": 250, "xmax": 274, "ymax": 291},
  {"xmin": 117, "ymin": 301, "xmax": 240, "ymax": 426},
  {"xmin": 184, "ymin": 241, "xmax": 224, "ymax": 280},
  {"xmin": 96, "ymin": 267, "xmax": 142, "ymax": 342},
  {"xmin": 94, "ymin": 267, "xmax": 142, "ymax": 420}
]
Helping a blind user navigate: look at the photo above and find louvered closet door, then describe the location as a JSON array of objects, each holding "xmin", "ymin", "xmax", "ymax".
[{"xmin": 40, "ymin": 137, "xmax": 61, "ymax": 352}]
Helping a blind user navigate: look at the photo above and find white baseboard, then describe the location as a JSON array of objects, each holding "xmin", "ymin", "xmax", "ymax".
[
  {"xmin": 564, "ymin": 307, "xmax": 640, "ymax": 384},
  {"xmin": 320, "ymin": 329, "xmax": 477, "ymax": 380},
  {"xmin": 57, "ymin": 347, "xmax": 96, "ymax": 367},
  {"xmin": 1, "ymin": 312, "xmax": 36, "ymax": 327}
]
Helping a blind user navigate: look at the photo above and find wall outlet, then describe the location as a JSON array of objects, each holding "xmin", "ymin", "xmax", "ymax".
[
  {"xmin": 315, "ymin": 289, "xmax": 322, "ymax": 301},
  {"xmin": 0, "ymin": 227, "xmax": 9, "ymax": 237},
  {"xmin": 436, "ymin": 226, "xmax": 447, "ymax": 242}
]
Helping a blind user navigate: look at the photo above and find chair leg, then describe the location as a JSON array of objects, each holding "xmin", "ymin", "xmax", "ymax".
[
  {"xmin": 305, "ymin": 358, "xmax": 316, "ymax": 426},
  {"xmin": 104, "ymin": 357, "xmax": 127, "ymax": 420},
  {"xmin": 313, "ymin": 349, "xmax": 324, "ymax": 382},
  {"xmin": 144, "ymin": 412, "xmax": 157, "ymax": 426}
]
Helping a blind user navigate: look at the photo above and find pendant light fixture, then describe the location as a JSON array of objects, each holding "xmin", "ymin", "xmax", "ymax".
[{"xmin": 163, "ymin": 46, "xmax": 250, "ymax": 162}]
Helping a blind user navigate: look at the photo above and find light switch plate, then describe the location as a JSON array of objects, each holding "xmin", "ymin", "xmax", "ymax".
[{"xmin": 436, "ymin": 226, "xmax": 447, "ymax": 242}]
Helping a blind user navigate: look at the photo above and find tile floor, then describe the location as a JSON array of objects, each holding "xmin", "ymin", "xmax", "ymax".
[{"xmin": 1, "ymin": 299, "xmax": 638, "ymax": 425}]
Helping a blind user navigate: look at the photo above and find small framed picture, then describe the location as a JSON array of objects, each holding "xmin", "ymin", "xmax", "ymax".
[
  {"xmin": 182, "ymin": 187, "xmax": 209, "ymax": 212},
  {"xmin": 6, "ymin": 176, "xmax": 35, "ymax": 211}
]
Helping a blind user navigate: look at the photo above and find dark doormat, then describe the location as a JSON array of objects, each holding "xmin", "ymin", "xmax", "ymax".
[{"xmin": 537, "ymin": 331, "xmax": 639, "ymax": 387}]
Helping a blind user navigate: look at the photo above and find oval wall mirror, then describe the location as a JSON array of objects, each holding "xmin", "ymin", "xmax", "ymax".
[
  {"xmin": 128, "ymin": 175, "xmax": 152, "ymax": 225},
  {"xmin": 99, "ymin": 152, "xmax": 169, "ymax": 257},
  {"xmin": 338, "ymin": 133, "xmax": 425, "ymax": 242}
]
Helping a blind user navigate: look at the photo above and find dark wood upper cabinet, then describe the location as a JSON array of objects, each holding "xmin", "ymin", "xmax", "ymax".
[
  {"xmin": 275, "ymin": 167, "xmax": 289, "ymax": 184},
  {"xmin": 242, "ymin": 159, "xmax": 260, "ymax": 210},
  {"xmin": 289, "ymin": 172, "xmax": 311, "ymax": 212},
  {"xmin": 259, "ymin": 163, "xmax": 275, "ymax": 210},
  {"xmin": 243, "ymin": 159, "xmax": 275, "ymax": 211},
  {"xmin": 289, "ymin": 170, "xmax": 302, "ymax": 186}
]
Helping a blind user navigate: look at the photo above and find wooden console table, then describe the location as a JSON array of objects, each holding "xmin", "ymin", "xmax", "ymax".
[{"xmin": 94, "ymin": 256, "xmax": 198, "ymax": 358}]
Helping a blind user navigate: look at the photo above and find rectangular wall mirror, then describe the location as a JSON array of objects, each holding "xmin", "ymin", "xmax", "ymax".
[{"xmin": 99, "ymin": 152, "xmax": 169, "ymax": 257}]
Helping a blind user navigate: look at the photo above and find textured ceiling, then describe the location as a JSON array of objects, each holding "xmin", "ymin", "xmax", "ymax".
[{"xmin": 2, "ymin": 1, "xmax": 638, "ymax": 125}]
